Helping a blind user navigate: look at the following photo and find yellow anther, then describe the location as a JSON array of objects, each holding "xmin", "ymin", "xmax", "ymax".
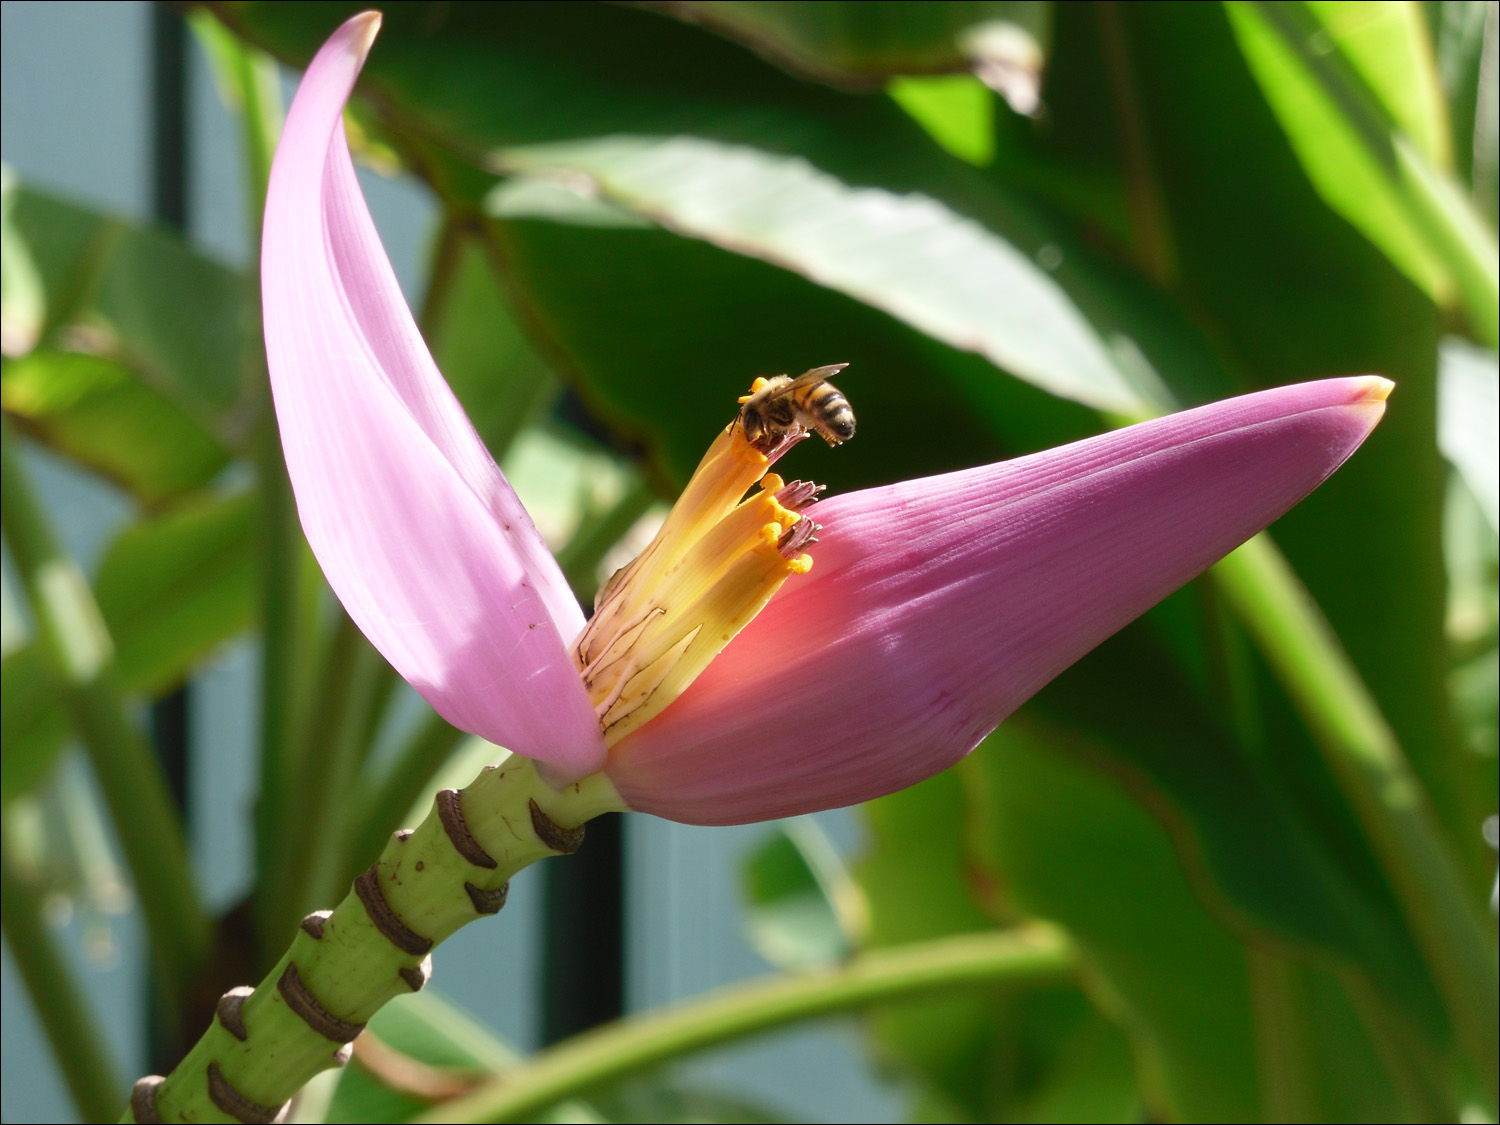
[{"xmin": 571, "ymin": 401, "xmax": 825, "ymax": 748}]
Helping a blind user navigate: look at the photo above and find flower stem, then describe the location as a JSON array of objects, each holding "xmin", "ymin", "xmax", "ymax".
[
  {"xmin": 417, "ymin": 924, "xmax": 1075, "ymax": 1124},
  {"xmin": 123, "ymin": 755, "xmax": 624, "ymax": 1123},
  {"xmin": 1213, "ymin": 532, "xmax": 1499, "ymax": 1097},
  {"xmin": 0, "ymin": 418, "xmax": 210, "ymax": 1012},
  {"xmin": 1, "ymin": 824, "xmax": 125, "ymax": 1124}
]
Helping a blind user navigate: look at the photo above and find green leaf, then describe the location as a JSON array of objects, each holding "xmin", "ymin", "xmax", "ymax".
[
  {"xmin": 91, "ymin": 492, "xmax": 258, "ymax": 695},
  {"xmin": 741, "ymin": 820, "xmax": 859, "ymax": 969},
  {"xmin": 649, "ymin": 1, "xmax": 1050, "ymax": 105},
  {"xmin": 496, "ymin": 135, "xmax": 1157, "ymax": 417},
  {"xmin": 887, "ymin": 75, "xmax": 996, "ymax": 166},
  {"xmin": 323, "ymin": 991, "xmax": 596, "ymax": 1125},
  {"xmin": 2, "ymin": 492, "xmax": 258, "ymax": 805},
  {"xmin": 1226, "ymin": 1, "xmax": 1498, "ymax": 344},
  {"xmin": 971, "ymin": 728, "xmax": 1258, "ymax": 1122},
  {"xmin": 1009, "ymin": 600, "xmax": 1444, "ymax": 1039},
  {"xmin": 1305, "ymin": 1, "xmax": 1453, "ymax": 167},
  {"xmin": 0, "ymin": 645, "xmax": 68, "ymax": 806},
  {"xmin": 2, "ymin": 350, "xmax": 229, "ymax": 503},
  {"xmin": 1, "ymin": 166, "xmax": 45, "ymax": 356},
  {"xmin": 5, "ymin": 179, "xmax": 254, "ymax": 447},
  {"xmin": 425, "ymin": 228, "xmax": 559, "ymax": 461},
  {"xmin": 1436, "ymin": 336, "xmax": 1499, "ymax": 529},
  {"xmin": 856, "ymin": 772, "xmax": 1140, "ymax": 1122}
]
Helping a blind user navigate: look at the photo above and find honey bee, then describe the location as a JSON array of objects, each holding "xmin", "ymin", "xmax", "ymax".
[{"xmin": 737, "ymin": 363, "xmax": 856, "ymax": 451}]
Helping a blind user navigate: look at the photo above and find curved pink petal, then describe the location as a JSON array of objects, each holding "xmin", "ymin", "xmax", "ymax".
[
  {"xmin": 263, "ymin": 13, "xmax": 604, "ymax": 776},
  {"xmin": 608, "ymin": 377, "xmax": 1389, "ymax": 823}
]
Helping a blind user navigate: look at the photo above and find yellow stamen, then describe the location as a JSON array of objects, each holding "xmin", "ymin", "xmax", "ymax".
[{"xmin": 571, "ymin": 401, "xmax": 823, "ymax": 746}]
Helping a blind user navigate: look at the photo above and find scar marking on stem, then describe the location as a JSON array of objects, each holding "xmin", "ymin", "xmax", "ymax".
[
  {"xmin": 130, "ymin": 1076, "xmax": 164, "ymax": 1123},
  {"xmin": 529, "ymin": 799, "xmax": 586, "ymax": 854},
  {"xmin": 399, "ymin": 956, "xmax": 433, "ymax": 992},
  {"xmin": 207, "ymin": 1061, "xmax": 286, "ymax": 1124},
  {"xmin": 299, "ymin": 910, "xmax": 331, "ymax": 939},
  {"xmin": 436, "ymin": 788, "xmax": 498, "ymax": 869},
  {"xmin": 333, "ymin": 1043, "xmax": 354, "ymax": 1068},
  {"xmin": 465, "ymin": 880, "xmax": 510, "ymax": 914},
  {"xmin": 355, "ymin": 867, "xmax": 434, "ymax": 956},
  {"xmin": 216, "ymin": 986, "xmax": 254, "ymax": 1041},
  {"xmin": 394, "ymin": 828, "xmax": 414, "ymax": 842},
  {"xmin": 277, "ymin": 963, "xmax": 366, "ymax": 1043}
]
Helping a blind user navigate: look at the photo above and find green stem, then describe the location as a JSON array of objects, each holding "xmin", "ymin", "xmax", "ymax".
[
  {"xmin": 1213, "ymin": 533, "xmax": 1499, "ymax": 1097},
  {"xmin": 124, "ymin": 754, "xmax": 624, "ymax": 1123},
  {"xmin": 1, "ymin": 824, "xmax": 125, "ymax": 1124},
  {"xmin": 268, "ymin": 613, "xmax": 381, "ymax": 934},
  {"xmin": 0, "ymin": 419, "xmax": 211, "ymax": 1011},
  {"xmin": 185, "ymin": 9, "xmax": 280, "ymax": 229},
  {"xmin": 251, "ymin": 428, "xmax": 308, "ymax": 954},
  {"xmin": 299, "ymin": 637, "xmax": 402, "ymax": 911},
  {"xmin": 419, "ymin": 925, "xmax": 1075, "ymax": 1124}
]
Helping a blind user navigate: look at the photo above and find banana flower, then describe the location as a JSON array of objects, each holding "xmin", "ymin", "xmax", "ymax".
[{"xmin": 265, "ymin": 13, "xmax": 1389, "ymax": 827}]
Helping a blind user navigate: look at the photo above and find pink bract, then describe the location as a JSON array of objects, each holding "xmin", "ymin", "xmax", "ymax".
[
  {"xmin": 262, "ymin": 13, "xmax": 606, "ymax": 779},
  {"xmin": 607, "ymin": 377, "xmax": 1388, "ymax": 823}
]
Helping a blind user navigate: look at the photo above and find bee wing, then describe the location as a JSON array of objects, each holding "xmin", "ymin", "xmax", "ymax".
[{"xmin": 784, "ymin": 363, "xmax": 850, "ymax": 391}]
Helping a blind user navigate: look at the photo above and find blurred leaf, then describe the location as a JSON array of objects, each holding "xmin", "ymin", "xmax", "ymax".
[
  {"xmin": 645, "ymin": 0, "xmax": 1050, "ymax": 111},
  {"xmin": 496, "ymin": 136, "xmax": 1157, "ymax": 416},
  {"xmin": 92, "ymin": 492, "xmax": 258, "ymax": 695},
  {"xmin": 888, "ymin": 75, "xmax": 996, "ymax": 166},
  {"xmin": 1226, "ymin": 1, "xmax": 1498, "ymax": 345},
  {"xmin": 971, "ymin": 727, "xmax": 1258, "ymax": 1122},
  {"xmin": 1308, "ymin": 1, "xmax": 1454, "ymax": 166},
  {"xmin": 323, "ymin": 991, "xmax": 597, "ymax": 1125},
  {"xmin": 1428, "ymin": 1, "xmax": 1493, "ymax": 193},
  {"xmin": 741, "ymin": 819, "xmax": 861, "ymax": 969},
  {"xmin": 1090, "ymin": 1, "xmax": 1484, "ymax": 884},
  {"xmin": 325, "ymin": 992, "xmax": 513, "ymax": 1125},
  {"xmin": 2, "ymin": 350, "xmax": 229, "ymax": 503},
  {"xmin": 591, "ymin": 1077, "xmax": 788, "ymax": 1123},
  {"xmin": 1437, "ymin": 336, "xmax": 1499, "ymax": 529},
  {"xmin": 425, "ymin": 226, "xmax": 559, "ymax": 459},
  {"xmin": 1012, "ymin": 602, "xmax": 1444, "ymax": 1038},
  {"xmin": 856, "ymin": 772, "xmax": 1140, "ymax": 1122},
  {"xmin": 1, "ymin": 166, "xmax": 45, "ymax": 357},
  {"xmin": 5, "ymin": 180, "xmax": 254, "ymax": 444},
  {"xmin": 1, "ymin": 645, "xmax": 68, "ymax": 806},
  {"xmin": 2, "ymin": 493, "xmax": 258, "ymax": 806}
]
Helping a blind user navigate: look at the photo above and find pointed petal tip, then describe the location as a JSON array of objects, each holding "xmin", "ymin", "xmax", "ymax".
[
  {"xmin": 1356, "ymin": 376, "xmax": 1394, "ymax": 402},
  {"xmin": 341, "ymin": 10, "xmax": 383, "ymax": 60}
]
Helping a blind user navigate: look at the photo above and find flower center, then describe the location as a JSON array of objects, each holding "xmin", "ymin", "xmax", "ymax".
[{"xmin": 571, "ymin": 386, "xmax": 831, "ymax": 745}]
